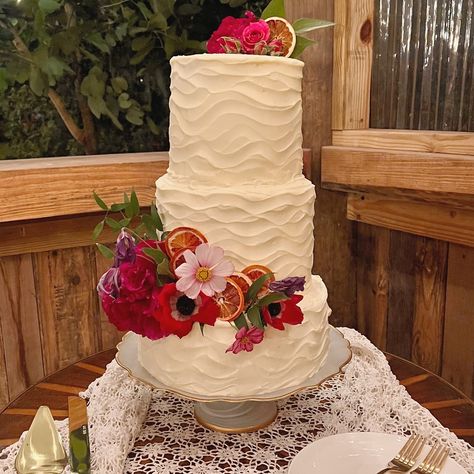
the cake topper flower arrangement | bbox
[93,191,306,354]
[207,0,334,58]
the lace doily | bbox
[1,328,473,473]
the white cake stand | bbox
[115,326,352,433]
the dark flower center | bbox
[268,303,281,318]
[176,295,196,317]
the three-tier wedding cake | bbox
[137,54,332,396]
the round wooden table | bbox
[0,350,473,450]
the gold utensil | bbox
[375,434,425,474]
[15,405,68,474]
[413,442,449,474]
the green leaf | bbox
[258,292,289,307]
[125,104,144,125]
[130,40,155,65]
[137,1,153,19]
[146,116,160,135]
[118,92,132,109]
[93,191,108,210]
[38,0,61,15]
[150,202,163,231]
[290,35,316,59]
[29,67,48,96]
[110,203,127,212]
[92,220,105,241]
[142,247,166,263]
[96,243,114,259]
[177,3,201,15]
[261,0,285,19]
[115,23,128,41]
[233,313,248,330]
[245,273,274,304]
[105,32,117,47]
[111,76,128,94]
[85,32,110,53]
[292,18,335,34]
[130,190,140,216]
[0,68,8,94]
[124,192,130,203]
[142,214,158,238]
[149,11,168,30]
[229,0,247,6]
[247,305,264,329]
[105,217,123,230]
[156,257,173,277]
[131,35,153,52]
[119,217,132,227]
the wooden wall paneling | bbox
[0,255,44,400]
[411,238,448,374]
[0,310,9,408]
[356,223,390,349]
[386,231,417,359]
[287,0,357,328]
[34,246,102,374]
[333,129,474,155]
[332,0,346,130]
[0,153,168,223]
[322,146,474,198]
[442,244,474,398]
[347,193,474,248]
[94,246,123,350]
[0,214,117,258]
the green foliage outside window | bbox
[0,0,269,159]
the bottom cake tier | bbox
[138,275,331,397]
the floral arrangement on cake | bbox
[206,0,334,58]
[93,192,306,354]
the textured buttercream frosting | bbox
[139,276,331,396]
[139,54,330,397]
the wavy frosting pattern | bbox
[156,174,315,281]
[138,276,331,396]
[168,54,304,185]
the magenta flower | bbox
[226,326,264,354]
[175,243,234,299]
[241,20,270,53]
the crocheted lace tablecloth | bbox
[1,328,473,473]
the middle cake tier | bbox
[156,174,316,281]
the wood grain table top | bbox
[0,350,473,450]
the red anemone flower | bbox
[154,283,220,338]
[262,294,304,330]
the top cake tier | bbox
[168,54,304,185]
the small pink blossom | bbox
[241,20,270,53]
[175,243,234,299]
[226,326,264,354]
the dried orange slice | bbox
[165,226,207,257]
[265,17,297,57]
[229,272,253,298]
[213,277,245,322]
[242,264,275,297]
[169,247,187,276]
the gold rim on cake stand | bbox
[115,326,352,433]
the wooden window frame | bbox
[321,0,474,248]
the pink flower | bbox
[207,15,254,53]
[175,243,234,299]
[226,326,264,354]
[241,20,270,53]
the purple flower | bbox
[269,276,306,296]
[114,229,136,267]
[226,326,264,354]
[97,267,121,299]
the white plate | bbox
[288,432,467,474]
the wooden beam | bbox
[347,194,474,248]
[0,152,169,223]
[333,129,474,156]
[332,0,374,129]
[322,146,474,198]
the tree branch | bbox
[48,88,86,144]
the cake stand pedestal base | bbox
[194,401,278,433]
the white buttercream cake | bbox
[138,54,331,397]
